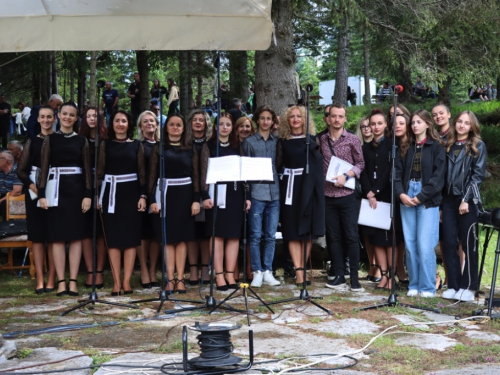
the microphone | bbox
[395,85,403,93]
[306,83,313,92]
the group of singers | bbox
[18,100,485,303]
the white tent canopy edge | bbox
[0,0,273,52]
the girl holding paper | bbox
[38,102,92,297]
[201,112,251,291]
[17,105,56,294]
[97,110,146,295]
[360,108,400,291]
[395,109,445,298]
[149,114,200,293]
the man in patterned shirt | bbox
[317,104,365,291]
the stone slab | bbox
[394,334,457,351]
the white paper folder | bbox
[206,155,273,184]
[358,198,391,230]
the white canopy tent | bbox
[0,0,273,52]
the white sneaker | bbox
[250,271,263,287]
[262,270,281,286]
[455,288,475,302]
[407,289,419,297]
[442,288,458,300]
[420,291,436,298]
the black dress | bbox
[17,135,49,242]
[38,133,91,242]
[200,141,245,239]
[277,137,325,241]
[97,139,146,249]
[149,143,199,244]
[360,137,400,246]
[193,138,209,239]
[141,139,157,240]
[82,137,104,238]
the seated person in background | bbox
[377,82,393,102]
[226,98,246,123]
[7,140,23,165]
[0,150,22,219]
[414,76,426,97]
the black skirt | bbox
[205,182,244,239]
[25,193,48,243]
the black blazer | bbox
[395,138,445,208]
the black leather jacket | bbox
[445,140,487,202]
[395,138,446,208]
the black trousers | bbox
[325,194,360,280]
[0,123,9,149]
[441,193,479,291]
[168,100,179,116]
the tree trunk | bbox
[229,51,249,102]
[51,51,58,95]
[69,68,75,103]
[40,52,50,103]
[136,50,150,112]
[32,53,41,105]
[363,26,371,105]
[187,51,194,112]
[196,52,203,109]
[397,62,412,102]
[77,66,86,111]
[437,51,451,106]
[333,12,350,106]
[89,51,97,107]
[179,51,189,117]
[255,0,297,116]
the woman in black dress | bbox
[97,110,146,295]
[137,110,160,288]
[201,113,251,291]
[38,102,92,297]
[149,114,200,293]
[79,107,108,289]
[17,105,57,294]
[186,110,212,285]
[277,105,324,286]
[360,108,400,290]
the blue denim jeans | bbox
[248,199,280,272]
[400,180,439,293]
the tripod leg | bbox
[247,287,274,314]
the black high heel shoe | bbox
[215,272,228,291]
[188,265,200,286]
[67,279,79,296]
[56,280,67,297]
[175,279,187,294]
[84,270,105,289]
[225,271,238,289]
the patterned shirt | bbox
[0,164,23,196]
[318,129,364,198]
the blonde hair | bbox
[354,116,372,144]
[279,105,315,139]
[137,110,160,141]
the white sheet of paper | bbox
[206,156,241,184]
[29,171,38,199]
[240,157,274,182]
[208,184,227,208]
[326,155,355,190]
[358,198,391,230]
[37,179,56,207]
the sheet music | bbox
[206,155,274,183]
[240,157,274,182]
[326,155,355,189]
[29,171,38,199]
[206,156,241,184]
[208,184,227,208]
[357,198,391,230]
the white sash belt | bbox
[282,168,303,205]
[99,173,137,214]
[155,177,192,210]
[39,167,82,207]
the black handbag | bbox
[0,219,28,238]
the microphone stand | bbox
[61,80,138,316]
[163,51,243,315]
[264,84,331,315]
[357,86,439,313]
[130,86,204,316]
